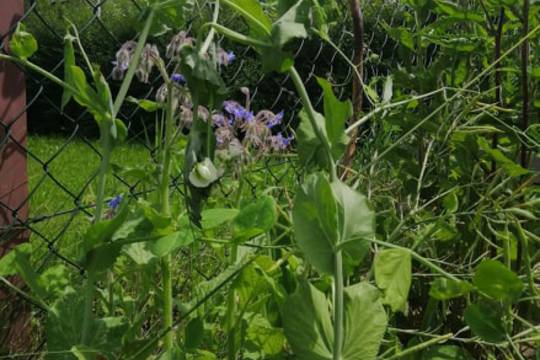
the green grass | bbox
[27,135,152,262]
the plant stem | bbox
[288,66,337,180]
[226,176,244,360]
[382,333,452,360]
[160,82,175,351]
[81,123,112,345]
[333,250,344,360]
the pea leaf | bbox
[464,302,506,343]
[235,195,277,242]
[297,79,351,170]
[429,278,472,300]
[342,283,388,359]
[473,260,523,303]
[224,0,272,39]
[271,0,309,47]
[292,173,373,275]
[201,208,239,229]
[127,96,161,112]
[10,23,38,60]
[282,281,387,360]
[148,230,194,257]
[374,248,411,313]
[282,281,334,359]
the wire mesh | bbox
[0,0,405,355]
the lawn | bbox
[27,135,152,263]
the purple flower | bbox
[108,195,123,210]
[223,101,246,119]
[270,133,293,151]
[227,51,236,63]
[112,41,136,81]
[171,73,186,85]
[266,110,284,129]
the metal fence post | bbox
[0,0,31,352]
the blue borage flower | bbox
[227,51,236,63]
[108,195,123,210]
[266,110,284,129]
[270,133,294,151]
[171,73,186,85]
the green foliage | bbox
[473,260,523,304]
[292,173,373,274]
[374,248,412,313]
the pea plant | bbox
[1,0,539,359]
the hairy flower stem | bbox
[333,251,344,360]
[226,176,244,359]
[81,121,113,344]
[159,82,175,351]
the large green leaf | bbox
[464,302,506,343]
[46,288,126,359]
[283,281,387,360]
[282,281,334,360]
[374,249,411,313]
[224,0,272,39]
[271,0,309,47]
[234,195,277,242]
[473,260,523,304]
[342,283,388,360]
[292,173,373,274]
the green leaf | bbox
[235,195,277,242]
[0,243,31,277]
[374,249,411,313]
[342,283,388,360]
[83,243,123,275]
[271,0,309,47]
[473,260,523,303]
[464,302,506,343]
[149,230,194,257]
[123,242,156,265]
[61,34,76,110]
[429,278,472,300]
[201,208,239,229]
[421,345,472,359]
[144,0,193,36]
[10,23,38,60]
[292,173,373,275]
[185,317,204,350]
[246,313,285,356]
[46,288,126,359]
[282,281,334,359]
[478,137,529,177]
[127,96,161,112]
[297,109,329,170]
[224,0,272,39]
[317,77,352,159]
[84,206,129,250]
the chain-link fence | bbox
[0,0,405,355]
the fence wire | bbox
[0,0,405,355]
